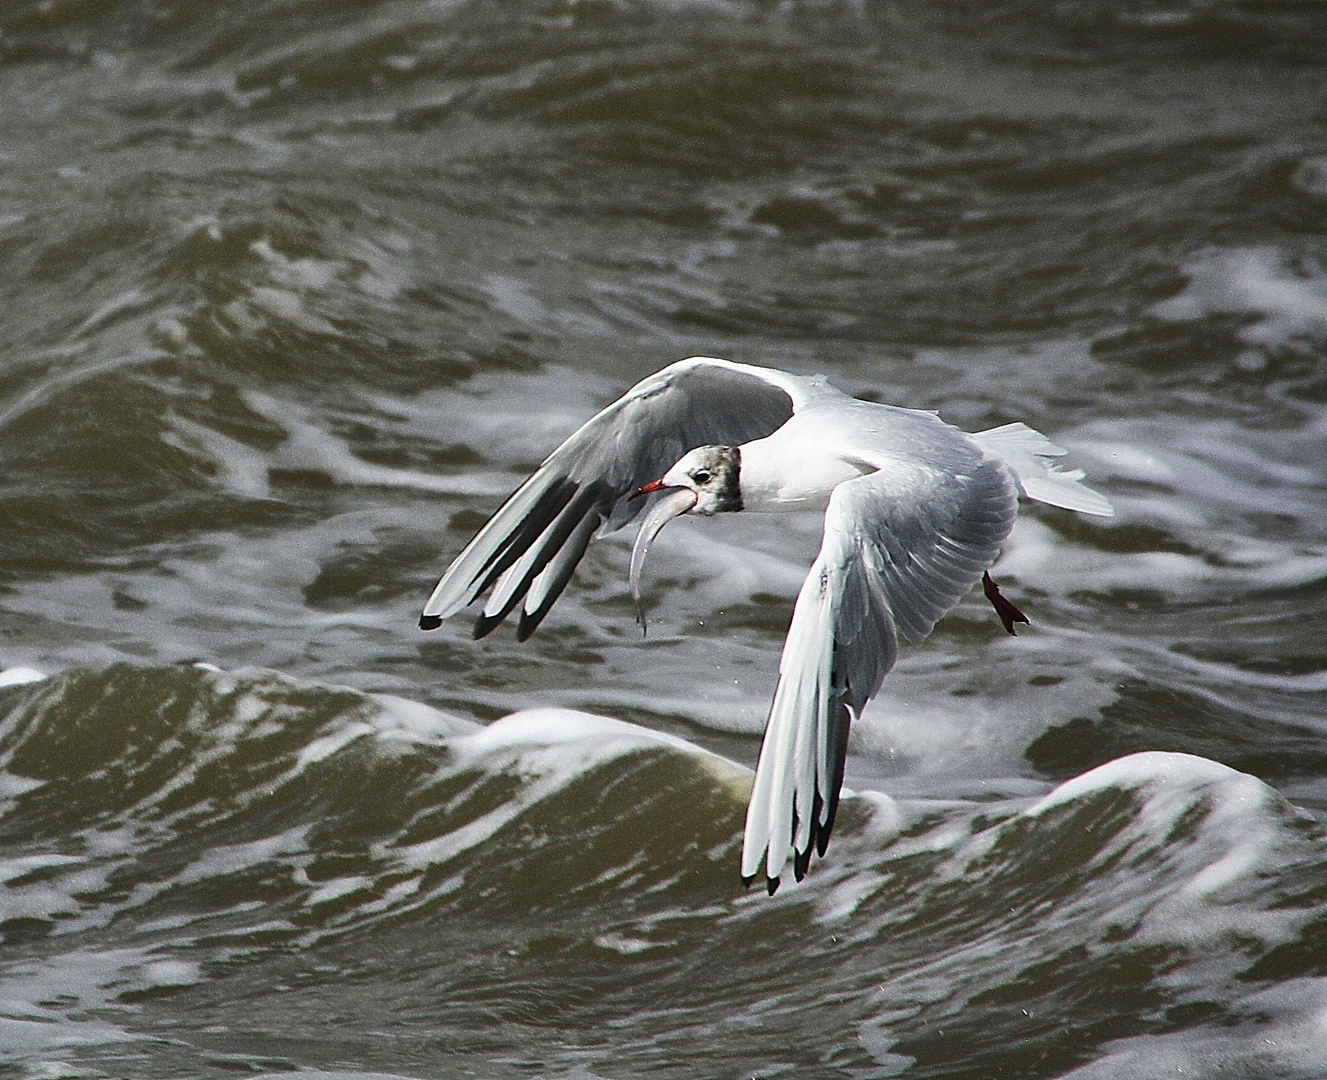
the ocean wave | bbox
[3,662,1327,1076]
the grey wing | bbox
[741,449,1019,892]
[420,357,808,641]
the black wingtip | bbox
[472,613,502,639]
[817,790,841,858]
[515,608,540,643]
[793,845,812,882]
[816,822,833,859]
[766,876,780,896]
[741,874,756,890]
[419,614,442,631]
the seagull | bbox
[420,357,1113,893]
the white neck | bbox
[739,435,875,512]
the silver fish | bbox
[629,487,697,634]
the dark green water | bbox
[2,2,1327,1078]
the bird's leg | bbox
[983,571,1029,636]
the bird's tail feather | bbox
[972,423,1114,517]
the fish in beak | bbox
[629,484,697,633]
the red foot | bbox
[983,571,1030,636]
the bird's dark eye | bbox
[692,470,712,485]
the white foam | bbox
[172,828,309,888]
[213,237,380,340]
[250,239,342,291]
[1001,510,1327,599]
[481,274,613,336]
[1058,977,1327,1079]
[593,931,661,955]
[1072,417,1326,510]
[72,289,153,339]
[305,874,373,907]
[822,747,1321,1066]
[1018,416,1327,616]
[361,366,631,465]
[1150,246,1327,353]
[0,667,45,689]
[0,1016,140,1059]
[492,682,771,736]
[1293,157,1327,198]
[240,391,512,496]
[294,721,378,770]
[292,695,477,770]
[0,947,202,1060]
[0,857,118,924]
[0,773,44,799]
[1016,752,1305,952]
[163,414,274,499]
[452,707,728,763]
[0,508,442,673]
[0,853,81,886]
[136,958,200,987]
[366,694,479,740]
[1024,751,1244,817]
[854,639,1123,779]
[248,287,339,336]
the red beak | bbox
[630,478,668,501]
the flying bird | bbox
[419,357,1114,893]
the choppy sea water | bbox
[2,2,1327,1078]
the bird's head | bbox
[628,444,742,632]
[635,445,742,516]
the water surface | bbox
[2,2,1327,1078]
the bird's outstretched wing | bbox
[420,357,811,640]
[740,448,1019,893]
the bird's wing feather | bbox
[421,357,813,638]
[741,449,1019,891]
